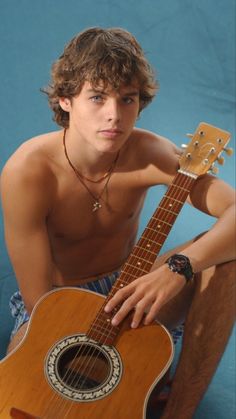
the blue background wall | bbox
[0,1,235,417]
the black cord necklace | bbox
[63,129,120,212]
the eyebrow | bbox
[86,88,139,96]
[86,89,108,95]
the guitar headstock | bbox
[179,122,232,178]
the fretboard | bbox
[87,171,196,345]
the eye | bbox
[90,95,104,103]
[122,96,135,104]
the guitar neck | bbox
[88,171,196,345]
[116,171,196,282]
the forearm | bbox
[180,204,236,273]
[5,231,55,314]
[12,262,53,314]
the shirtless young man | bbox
[1,27,235,419]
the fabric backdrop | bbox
[0,1,235,417]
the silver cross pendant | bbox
[92,201,102,212]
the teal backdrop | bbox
[0,1,235,418]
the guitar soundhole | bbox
[57,343,110,390]
[45,334,122,402]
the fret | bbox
[128,254,154,266]
[130,242,163,263]
[139,236,167,246]
[145,223,168,237]
[134,245,161,257]
[139,228,163,244]
[162,203,182,212]
[89,324,118,338]
[93,310,117,321]
[158,206,179,216]
[107,283,128,296]
[92,314,114,325]
[89,325,116,337]
[146,219,172,227]
[162,196,186,205]
[134,244,157,256]
[107,277,132,295]
[169,183,192,193]
[88,316,120,333]
[147,219,173,232]
[116,274,132,284]
[118,270,138,280]
[124,261,151,273]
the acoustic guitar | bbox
[0,123,231,418]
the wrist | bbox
[165,254,194,283]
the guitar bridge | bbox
[10,407,40,419]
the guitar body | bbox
[0,288,173,419]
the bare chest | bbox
[47,173,146,243]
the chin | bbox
[96,140,124,154]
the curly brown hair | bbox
[43,27,158,128]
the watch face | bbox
[167,254,193,282]
[169,255,187,271]
[174,256,187,270]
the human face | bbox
[61,81,140,154]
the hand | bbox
[104,264,186,328]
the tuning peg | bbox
[210,165,219,175]
[186,133,193,139]
[181,144,188,149]
[223,147,233,156]
[217,156,225,165]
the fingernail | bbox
[112,318,118,326]
[104,305,110,312]
[131,321,137,328]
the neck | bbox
[63,128,120,178]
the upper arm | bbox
[188,174,235,217]
[0,158,55,313]
[133,128,181,186]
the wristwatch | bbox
[165,254,194,283]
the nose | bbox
[105,99,121,123]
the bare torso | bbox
[47,152,147,284]
[1,128,180,291]
[45,130,163,285]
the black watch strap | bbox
[165,254,194,283]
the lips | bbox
[99,128,123,138]
[100,128,123,133]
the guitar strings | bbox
[61,174,195,417]
[44,172,194,418]
[58,173,194,417]
[50,175,193,419]
[44,172,194,417]
[44,172,195,417]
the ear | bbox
[59,98,71,112]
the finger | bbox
[104,285,133,313]
[110,294,140,326]
[130,300,149,329]
[143,298,162,325]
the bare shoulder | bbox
[1,131,61,210]
[2,130,61,172]
[126,127,181,185]
[1,130,61,182]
